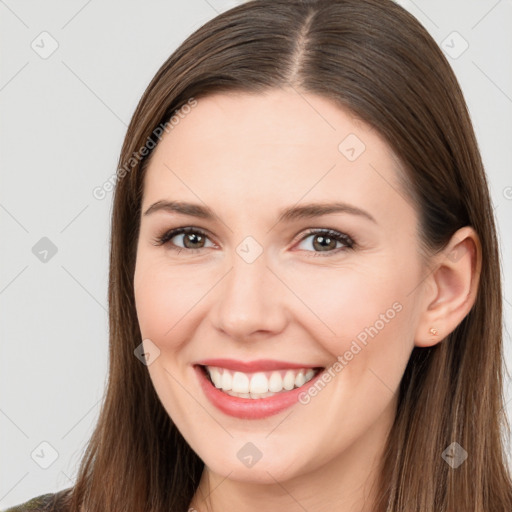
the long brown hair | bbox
[56,0,512,510]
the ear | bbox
[414,226,482,348]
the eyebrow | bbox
[143,200,377,224]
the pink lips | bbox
[195,358,319,372]
[194,358,324,420]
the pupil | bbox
[313,235,334,251]
[185,233,203,249]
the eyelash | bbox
[152,226,356,257]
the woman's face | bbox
[134,88,426,484]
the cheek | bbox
[287,259,409,335]
[285,259,418,389]
[133,258,207,428]
[134,257,208,344]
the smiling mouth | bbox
[198,365,323,399]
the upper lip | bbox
[195,358,323,372]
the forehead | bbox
[142,88,414,227]
[157,88,380,161]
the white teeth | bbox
[268,371,283,392]
[232,371,250,393]
[283,370,295,390]
[295,370,306,388]
[250,372,269,394]
[251,391,274,399]
[205,365,320,398]
[221,370,232,391]
[209,367,221,388]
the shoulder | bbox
[2,493,56,512]
[2,488,72,512]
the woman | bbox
[5,0,511,510]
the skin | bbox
[133,87,481,512]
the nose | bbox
[210,248,288,342]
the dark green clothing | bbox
[2,489,71,512]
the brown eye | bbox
[296,229,355,256]
[180,231,206,249]
[152,227,215,252]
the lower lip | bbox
[195,365,323,419]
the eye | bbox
[152,227,215,252]
[152,226,355,256]
[295,229,355,256]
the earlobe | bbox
[414,226,481,348]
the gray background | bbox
[0,0,511,508]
